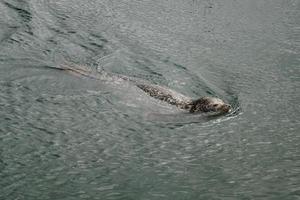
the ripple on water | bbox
[0,0,299,199]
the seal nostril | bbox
[227,105,232,112]
[221,104,231,112]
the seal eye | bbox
[213,104,218,107]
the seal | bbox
[136,84,231,113]
[54,64,231,114]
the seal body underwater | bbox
[54,64,231,114]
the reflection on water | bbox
[0,0,299,199]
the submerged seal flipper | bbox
[57,63,144,83]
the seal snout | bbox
[220,104,231,113]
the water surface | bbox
[0,0,299,199]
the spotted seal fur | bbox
[54,64,231,114]
[136,84,231,113]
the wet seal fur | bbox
[137,84,231,114]
[53,64,231,114]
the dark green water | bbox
[0,0,299,199]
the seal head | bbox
[189,97,231,113]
